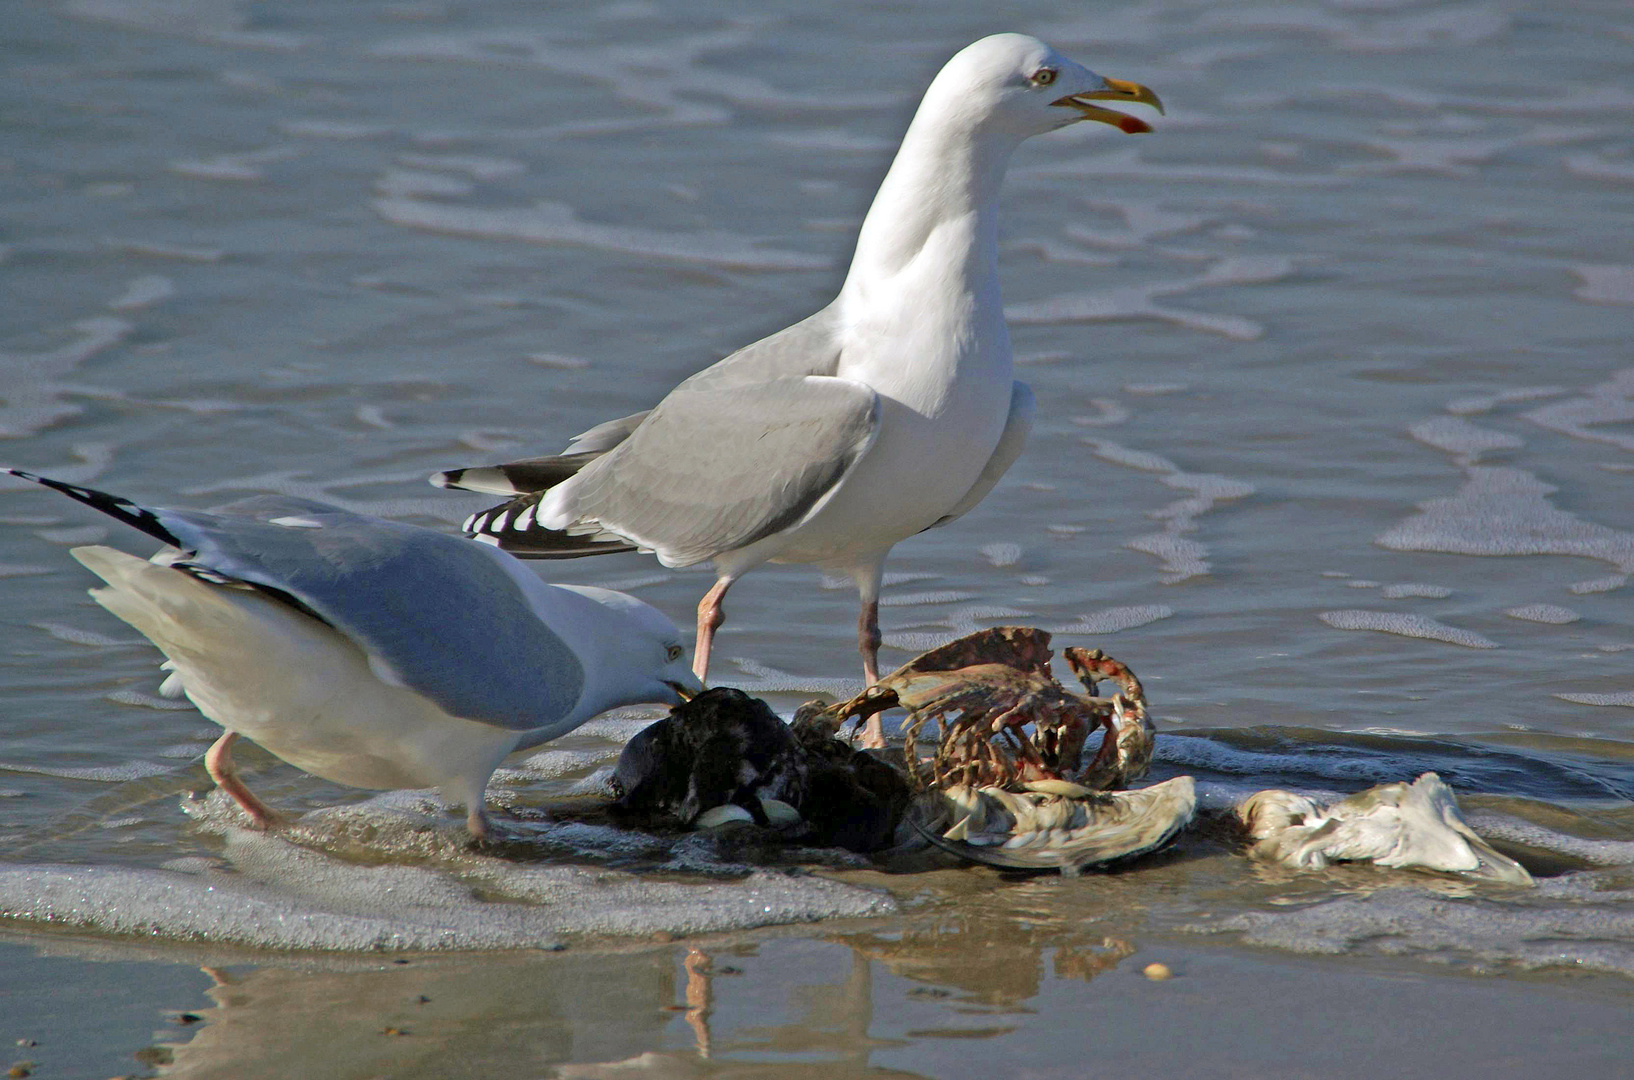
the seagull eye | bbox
[666,645,683,662]
[1032,68,1057,87]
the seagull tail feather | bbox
[462,493,637,560]
[429,451,604,497]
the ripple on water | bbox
[374,197,830,272]
[107,274,175,311]
[1503,604,1580,625]
[721,659,860,697]
[1407,416,1524,461]
[1319,610,1499,650]
[64,0,310,49]
[1007,255,1295,341]
[397,153,526,180]
[1572,265,1634,306]
[1381,583,1453,599]
[0,316,130,438]
[105,689,199,711]
[0,760,176,783]
[1524,368,1634,452]
[1570,575,1627,595]
[1190,881,1634,976]
[1079,438,1254,583]
[1444,386,1564,416]
[1557,691,1634,709]
[1377,466,1634,574]
[29,622,135,647]
[372,168,476,199]
[1567,152,1634,184]
[979,542,1022,567]
[1051,604,1174,636]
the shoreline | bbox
[8,920,1633,1080]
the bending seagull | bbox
[433,34,1162,744]
[5,468,699,838]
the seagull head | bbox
[557,585,702,707]
[928,33,1163,140]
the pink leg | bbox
[204,731,282,829]
[693,577,734,684]
[466,804,491,840]
[859,598,882,687]
[856,566,886,749]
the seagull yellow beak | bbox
[667,680,697,702]
[1053,77,1165,134]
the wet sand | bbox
[7,904,1634,1080]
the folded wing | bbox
[5,471,587,732]
[452,307,881,566]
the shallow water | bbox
[4,0,1634,1073]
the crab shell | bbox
[914,776,1197,875]
[797,627,1155,793]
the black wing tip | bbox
[4,467,123,507]
[4,468,186,549]
[432,453,601,497]
[475,538,637,560]
[462,496,635,560]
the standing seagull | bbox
[433,34,1161,744]
[5,469,699,837]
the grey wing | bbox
[562,410,651,454]
[559,374,879,566]
[926,381,1035,530]
[672,304,843,391]
[430,306,840,496]
[156,499,586,731]
[430,414,651,497]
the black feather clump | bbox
[611,689,804,826]
[610,687,908,853]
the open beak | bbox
[1053,77,1165,134]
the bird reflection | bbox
[837,914,1133,1007]
[683,948,713,1058]
[147,952,676,1078]
[147,942,930,1080]
[557,944,921,1080]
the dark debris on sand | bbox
[609,687,909,853]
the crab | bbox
[795,626,1155,792]
[795,626,1194,874]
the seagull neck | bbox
[843,117,1019,294]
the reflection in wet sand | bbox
[156,952,675,1078]
[837,901,1134,1008]
[558,942,924,1080]
[151,939,936,1079]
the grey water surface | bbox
[4,0,1634,1076]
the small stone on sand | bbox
[1143,962,1173,981]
